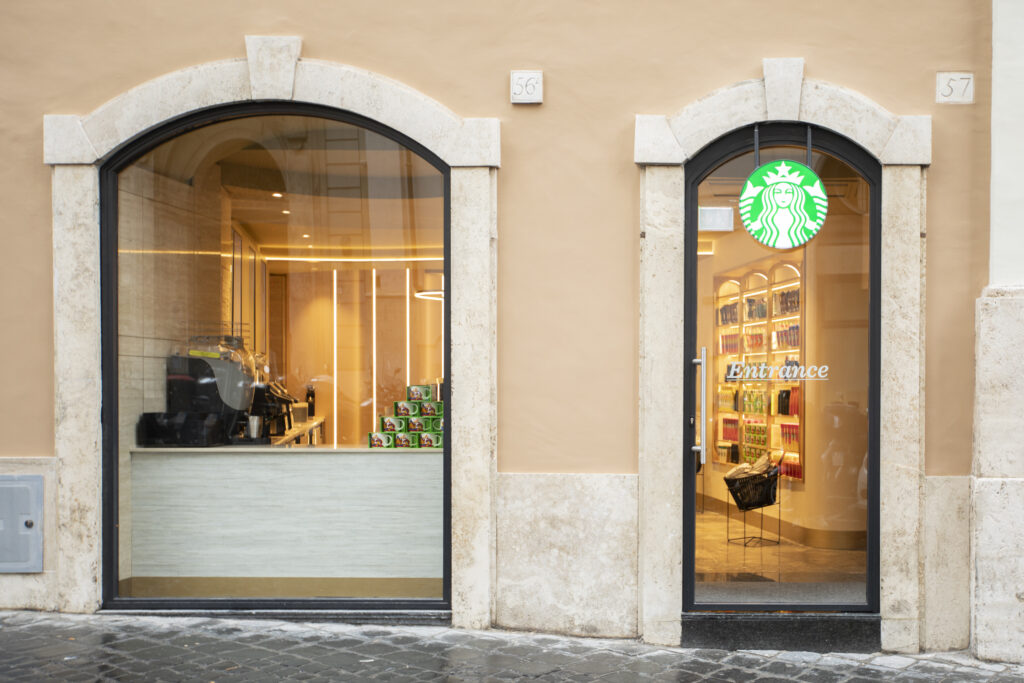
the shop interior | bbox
[114,115,445,599]
[693,146,871,605]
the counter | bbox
[124,447,443,598]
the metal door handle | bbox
[692,346,706,465]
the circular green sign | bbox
[739,160,828,249]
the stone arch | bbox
[634,58,929,166]
[44,36,499,168]
[635,59,929,651]
[43,36,499,628]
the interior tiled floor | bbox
[694,507,868,605]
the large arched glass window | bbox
[104,106,449,606]
[684,124,880,612]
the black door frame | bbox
[99,102,452,613]
[681,122,881,613]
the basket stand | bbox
[726,476,782,546]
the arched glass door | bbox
[683,124,880,611]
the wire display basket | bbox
[724,465,780,511]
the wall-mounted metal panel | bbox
[0,475,43,572]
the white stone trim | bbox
[972,3,1024,663]
[52,165,103,612]
[245,36,302,100]
[881,116,932,166]
[42,37,499,625]
[634,116,684,165]
[450,167,498,629]
[44,37,500,168]
[989,0,1024,286]
[762,58,804,121]
[879,165,925,652]
[637,166,686,646]
[636,61,930,651]
[495,473,639,637]
[667,79,767,162]
[43,116,98,165]
[635,58,931,166]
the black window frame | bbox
[99,102,453,614]
[682,122,882,614]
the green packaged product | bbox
[406,385,433,401]
[407,416,433,432]
[380,416,407,433]
[368,432,395,448]
[394,401,420,417]
[394,432,420,448]
[419,432,443,448]
[419,401,444,417]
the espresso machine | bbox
[248,352,297,439]
[137,335,294,446]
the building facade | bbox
[0,0,1020,663]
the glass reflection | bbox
[115,115,445,600]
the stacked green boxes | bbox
[368,384,444,448]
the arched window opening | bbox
[105,108,450,605]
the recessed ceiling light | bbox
[272,192,283,198]
[282,210,291,215]
[302,234,310,238]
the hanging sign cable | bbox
[740,125,827,249]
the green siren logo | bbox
[739,160,828,249]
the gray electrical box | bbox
[0,475,43,573]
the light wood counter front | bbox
[125,448,443,598]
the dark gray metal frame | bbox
[99,102,452,614]
[682,122,882,615]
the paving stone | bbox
[2,611,1024,682]
[723,652,768,668]
[795,667,847,683]
[651,671,706,683]
[870,653,917,669]
[760,659,809,676]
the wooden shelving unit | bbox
[711,258,805,480]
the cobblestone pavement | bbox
[1,612,1022,682]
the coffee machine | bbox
[138,335,281,446]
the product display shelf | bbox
[711,260,805,481]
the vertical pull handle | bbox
[692,346,707,464]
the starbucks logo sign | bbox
[739,160,828,249]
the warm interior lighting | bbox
[405,268,411,387]
[119,249,224,256]
[272,192,284,198]
[282,210,291,215]
[440,274,445,381]
[773,314,801,323]
[302,233,310,238]
[372,267,378,420]
[332,269,338,449]
[414,290,444,301]
[264,256,444,263]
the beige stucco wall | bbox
[0,0,989,475]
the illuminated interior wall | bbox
[117,115,445,453]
